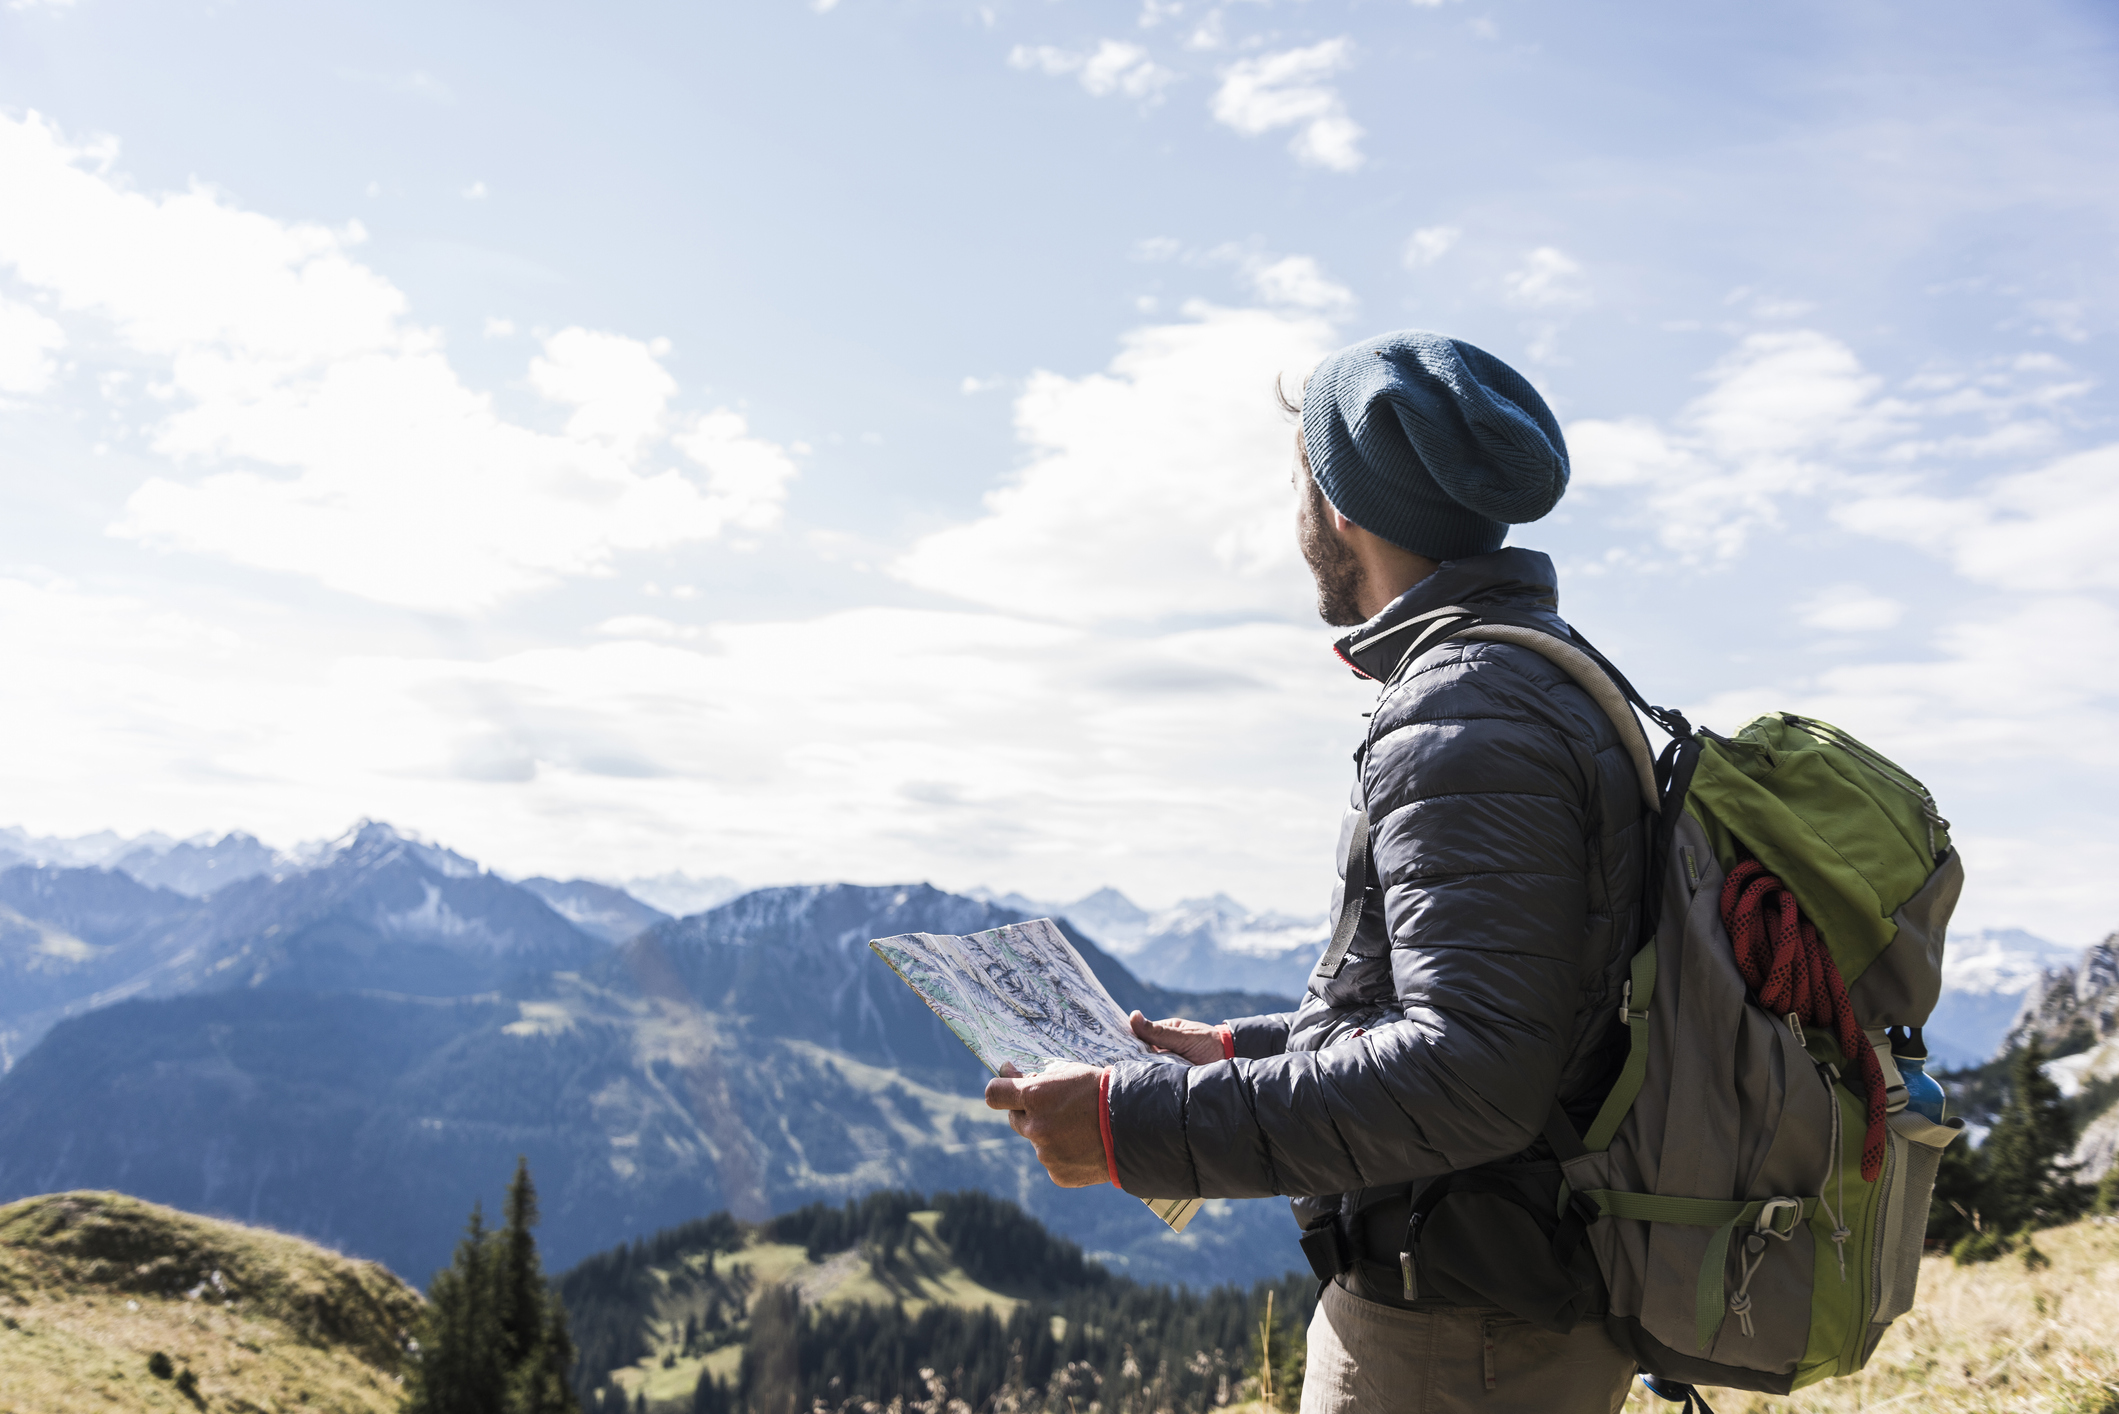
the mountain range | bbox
[12,822,2079,1063]
[0,822,740,948]
[0,822,1297,1292]
[0,817,2108,1299]
[969,885,1325,998]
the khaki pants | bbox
[1299,1280,1637,1414]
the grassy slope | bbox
[1623,1217,2119,1414]
[0,1190,422,1414]
[611,1211,1025,1408]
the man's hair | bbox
[1276,375,1312,479]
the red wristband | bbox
[1098,1067,1121,1188]
[1215,1025,1236,1061]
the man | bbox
[985,330,1646,1413]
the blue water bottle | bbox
[1890,1026,1947,1123]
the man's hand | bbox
[1129,1011,1226,1066]
[984,1062,1109,1188]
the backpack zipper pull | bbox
[1400,1212,1423,1300]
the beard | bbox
[1299,472,1369,627]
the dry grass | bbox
[1624,1217,2119,1414]
[0,1190,424,1414]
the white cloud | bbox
[0,576,1369,915]
[1836,443,2119,595]
[483,316,515,338]
[1009,40,1177,101]
[596,615,700,641]
[400,71,452,102]
[1502,246,1589,309]
[1402,226,1459,269]
[461,180,488,200]
[0,111,795,613]
[1560,334,2119,945]
[1695,596,2119,778]
[893,300,1339,623]
[1567,330,1905,560]
[1241,254,1354,315]
[1678,588,2119,943]
[1796,584,1905,633]
[529,328,676,458]
[671,410,802,533]
[0,294,65,394]
[1210,40,1364,172]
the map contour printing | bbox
[869,917,1204,1234]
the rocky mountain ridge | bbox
[0,819,738,927]
[1991,933,2119,1182]
[972,885,1325,998]
[0,827,1300,1292]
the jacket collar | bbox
[1330,547,1562,681]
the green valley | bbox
[555,1190,1316,1414]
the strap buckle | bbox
[1619,980,1649,1025]
[1755,1197,1801,1238]
[1297,1219,1351,1282]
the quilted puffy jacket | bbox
[1103,547,1648,1213]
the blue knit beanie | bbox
[1301,331,1569,559]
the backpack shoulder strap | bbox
[1383,609,1683,815]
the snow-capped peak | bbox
[1940,927,2077,995]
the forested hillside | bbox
[555,1189,1315,1413]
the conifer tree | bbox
[408,1204,508,1414]
[409,1160,581,1414]
[501,1158,552,1365]
[1982,1037,2082,1231]
[1927,1128,1987,1245]
[509,1295,582,1414]
[741,1283,801,1414]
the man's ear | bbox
[1330,503,1355,535]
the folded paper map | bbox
[869,917,1203,1234]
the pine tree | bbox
[1927,1131,1987,1245]
[501,1156,547,1368]
[409,1161,581,1414]
[741,1283,802,1414]
[1982,1037,2083,1232]
[509,1294,582,1414]
[408,1204,508,1414]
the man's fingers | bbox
[984,1075,1025,1111]
[1130,1011,1179,1047]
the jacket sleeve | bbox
[1105,646,1606,1200]
[1223,1013,1294,1059]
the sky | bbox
[0,0,2115,944]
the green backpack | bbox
[1396,609,1964,1397]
